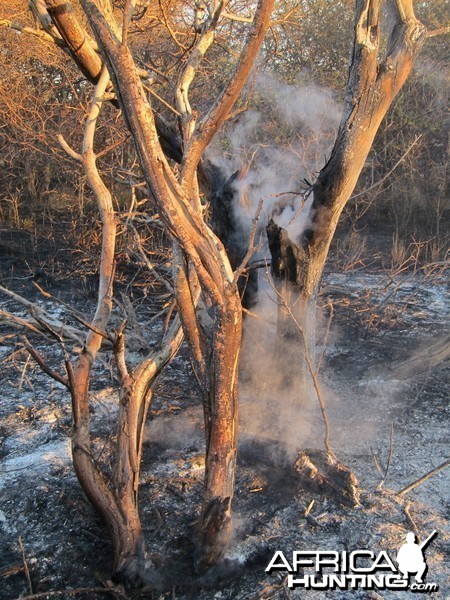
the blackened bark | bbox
[209,167,259,308]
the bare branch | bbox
[396,459,450,496]
[22,339,69,388]
[427,25,450,37]
[0,308,52,341]
[182,0,276,181]
[57,134,82,162]
[233,198,264,285]
[0,18,66,47]
[45,0,103,81]
[0,285,84,344]
[350,135,422,201]
[222,10,253,23]
[130,226,174,294]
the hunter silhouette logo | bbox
[397,530,437,584]
[266,530,440,592]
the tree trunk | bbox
[195,290,242,571]
[266,219,317,389]
[209,165,259,309]
[267,0,426,372]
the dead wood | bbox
[294,450,360,507]
[396,459,450,496]
[18,536,33,595]
[0,563,24,579]
[0,285,85,344]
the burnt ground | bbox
[0,229,449,600]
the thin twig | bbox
[396,459,450,496]
[267,274,335,460]
[22,338,69,388]
[18,352,32,392]
[233,198,264,285]
[130,225,174,294]
[0,19,66,47]
[384,423,395,481]
[371,447,384,477]
[32,281,113,342]
[18,536,33,595]
[0,347,27,366]
[404,501,419,535]
[375,422,395,490]
[350,135,423,201]
[0,308,52,341]
[315,301,334,375]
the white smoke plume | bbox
[209,72,340,243]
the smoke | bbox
[145,76,342,465]
[257,73,341,136]
[209,72,340,244]
[209,73,342,459]
[238,282,334,461]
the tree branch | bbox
[181,0,275,182]
[0,18,66,47]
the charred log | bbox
[294,450,360,507]
[266,219,310,287]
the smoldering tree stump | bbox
[294,450,360,507]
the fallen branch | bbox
[396,459,450,496]
[32,281,113,342]
[0,285,84,344]
[0,308,52,341]
[18,536,33,595]
[0,563,24,579]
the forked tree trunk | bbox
[58,64,185,587]
[80,0,272,573]
[70,327,183,586]
[268,0,426,366]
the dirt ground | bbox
[0,231,448,600]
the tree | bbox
[0,0,428,590]
[267,0,427,355]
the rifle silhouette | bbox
[419,530,437,551]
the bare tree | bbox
[0,0,429,590]
[3,0,275,581]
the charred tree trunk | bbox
[267,0,426,374]
[209,165,259,309]
[266,219,316,389]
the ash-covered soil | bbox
[0,251,448,599]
